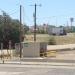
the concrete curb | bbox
[21,58,75,63]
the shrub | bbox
[48,36,56,45]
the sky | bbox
[0,0,75,26]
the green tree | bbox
[0,12,26,49]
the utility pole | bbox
[34,4,37,42]
[20,5,22,58]
[31,3,41,42]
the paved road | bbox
[0,64,75,75]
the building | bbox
[29,24,48,33]
[47,27,67,35]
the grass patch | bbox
[25,33,75,45]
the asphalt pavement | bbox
[0,64,75,75]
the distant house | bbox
[29,25,39,33]
[47,27,67,35]
[29,24,48,33]
[29,26,34,32]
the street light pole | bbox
[70,18,74,32]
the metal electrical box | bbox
[22,42,47,57]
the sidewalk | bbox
[0,59,75,66]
